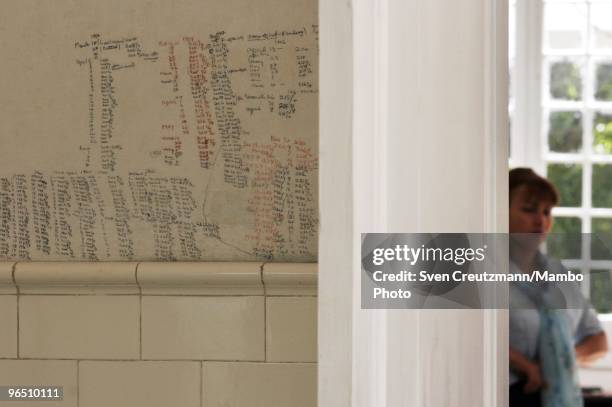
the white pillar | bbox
[320,0,509,406]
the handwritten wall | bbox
[0,0,318,261]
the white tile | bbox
[0,360,77,407]
[266,297,317,362]
[20,296,139,359]
[142,296,264,360]
[79,361,199,407]
[0,296,17,357]
[203,362,316,407]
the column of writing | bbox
[210,31,248,188]
[31,172,51,255]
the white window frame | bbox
[511,0,612,303]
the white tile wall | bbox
[0,295,17,358]
[266,297,317,362]
[79,361,200,407]
[19,296,139,359]
[0,262,318,407]
[141,296,265,360]
[202,362,317,407]
[0,360,77,407]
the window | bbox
[510,0,612,314]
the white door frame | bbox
[319,0,509,406]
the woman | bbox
[509,168,608,407]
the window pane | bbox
[592,218,612,260]
[547,163,582,207]
[544,3,587,50]
[595,63,612,101]
[590,269,612,314]
[548,111,582,153]
[592,164,612,207]
[593,112,612,154]
[548,217,582,259]
[591,3,612,50]
[550,61,582,101]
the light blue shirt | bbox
[509,256,603,385]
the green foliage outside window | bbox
[595,64,612,101]
[547,163,582,207]
[548,111,582,153]
[593,113,612,154]
[592,164,612,207]
[550,61,582,100]
[592,218,612,260]
[548,217,581,259]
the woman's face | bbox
[509,185,554,242]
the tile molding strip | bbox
[0,262,17,294]
[1,262,317,296]
[263,263,318,295]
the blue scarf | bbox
[538,307,582,407]
[514,263,582,407]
